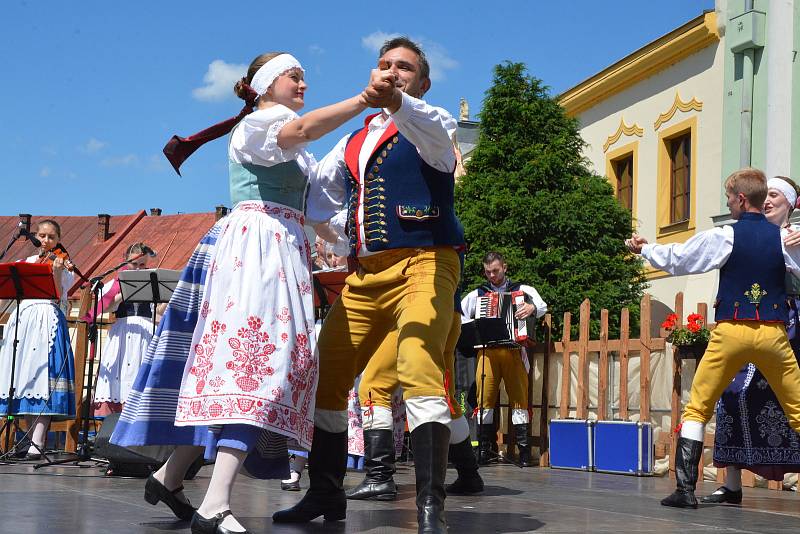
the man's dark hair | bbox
[482,251,505,265]
[379,36,430,80]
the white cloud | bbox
[80,137,107,154]
[308,44,325,55]
[422,42,459,82]
[361,31,399,54]
[146,153,168,172]
[360,32,458,82]
[101,154,139,167]
[39,166,51,177]
[192,59,247,102]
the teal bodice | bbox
[229,160,308,210]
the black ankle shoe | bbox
[660,489,698,509]
[190,510,249,534]
[700,486,743,504]
[144,474,196,520]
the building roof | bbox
[559,11,719,116]
[0,210,219,298]
[456,120,480,158]
[87,212,217,289]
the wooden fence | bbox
[504,293,665,465]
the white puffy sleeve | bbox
[229,105,302,166]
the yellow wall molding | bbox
[559,12,718,117]
[653,93,703,130]
[603,118,644,153]
[644,265,670,281]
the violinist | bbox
[93,243,157,416]
[0,219,77,459]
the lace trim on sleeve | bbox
[262,114,302,163]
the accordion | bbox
[474,291,535,347]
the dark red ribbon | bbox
[163,84,259,176]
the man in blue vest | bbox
[461,251,547,466]
[626,167,800,509]
[274,37,464,533]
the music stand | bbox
[0,262,58,460]
[118,269,180,334]
[463,317,525,468]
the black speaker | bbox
[95,413,173,477]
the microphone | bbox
[26,232,42,248]
[141,245,157,257]
[17,224,42,248]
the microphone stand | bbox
[0,231,23,262]
[35,254,146,469]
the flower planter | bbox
[675,343,708,360]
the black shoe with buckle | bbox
[144,474,196,521]
[700,486,743,504]
[190,510,250,534]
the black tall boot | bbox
[661,436,703,509]
[346,429,397,500]
[477,423,495,465]
[272,427,347,523]
[412,422,450,534]
[445,437,484,495]
[514,423,533,467]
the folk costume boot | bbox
[445,437,484,495]
[412,422,450,534]
[272,427,347,523]
[346,429,397,500]
[661,437,703,509]
[477,424,496,465]
[514,423,533,467]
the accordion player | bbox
[473,290,536,347]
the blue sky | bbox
[1,0,714,216]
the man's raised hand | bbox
[363,59,400,109]
[625,233,648,254]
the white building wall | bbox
[575,42,725,315]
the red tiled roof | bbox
[0,211,217,298]
[87,212,217,289]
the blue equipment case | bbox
[593,420,654,476]
[548,419,594,471]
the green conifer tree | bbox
[455,62,647,337]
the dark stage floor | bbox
[1,455,799,533]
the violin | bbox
[39,243,76,272]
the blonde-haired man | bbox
[626,168,800,508]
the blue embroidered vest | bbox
[715,212,788,323]
[343,117,465,255]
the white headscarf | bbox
[768,177,798,209]
[250,54,304,97]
